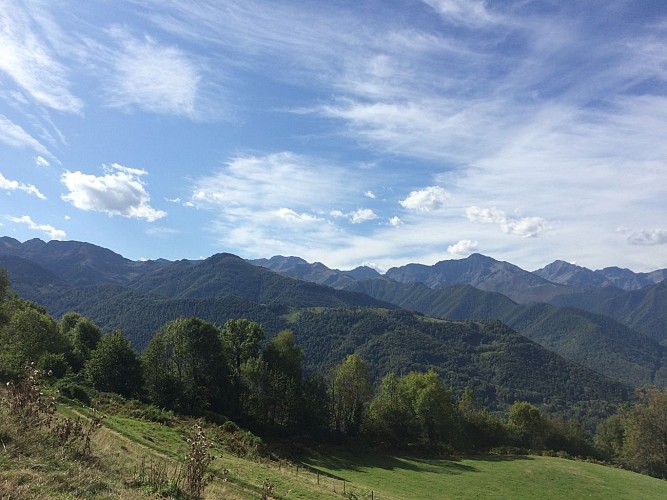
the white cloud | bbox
[0,2,82,113]
[0,172,46,200]
[422,0,497,27]
[504,217,547,238]
[192,152,357,214]
[7,215,65,240]
[275,208,323,223]
[0,115,52,157]
[466,206,548,238]
[61,164,166,221]
[400,186,448,212]
[389,216,403,227]
[350,208,377,224]
[104,28,202,118]
[448,239,479,256]
[626,229,667,246]
[364,190,376,199]
[328,208,377,224]
[35,156,49,167]
[105,162,148,176]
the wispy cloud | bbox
[0,1,82,113]
[61,163,166,221]
[0,172,46,200]
[0,115,52,157]
[191,152,355,214]
[422,0,498,27]
[275,208,323,224]
[7,215,65,240]
[34,155,50,167]
[623,228,667,246]
[101,27,203,118]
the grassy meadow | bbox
[3,394,667,499]
[303,450,667,500]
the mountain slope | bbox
[344,279,667,388]
[250,255,384,288]
[534,260,615,288]
[0,236,169,285]
[288,308,629,423]
[129,252,395,309]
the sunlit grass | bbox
[304,450,667,499]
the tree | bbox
[330,354,372,437]
[595,412,627,461]
[0,267,8,300]
[0,305,69,374]
[457,387,506,451]
[363,372,416,446]
[405,370,455,445]
[222,319,264,374]
[141,332,178,409]
[262,330,304,430]
[147,317,229,414]
[84,330,142,397]
[508,401,545,449]
[222,319,264,415]
[622,387,667,478]
[59,312,101,372]
[300,373,331,438]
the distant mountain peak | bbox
[535,260,614,288]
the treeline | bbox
[2,269,667,479]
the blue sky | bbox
[1,0,666,272]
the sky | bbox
[1,0,667,273]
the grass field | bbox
[4,394,667,499]
[304,450,667,500]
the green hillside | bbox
[345,279,667,388]
[3,392,664,500]
[305,451,667,500]
[287,308,628,422]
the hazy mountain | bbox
[583,281,667,343]
[596,266,667,291]
[384,253,581,304]
[250,255,384,288]
[0,236,169,285]
[129,252,394,309]
[534,260,615,288]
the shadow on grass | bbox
[305,451,534,477]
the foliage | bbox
[222,318,264,416]
[84,330,143,397]
[59,312,101,372]
[143,317,229,415]
[331,354,372,437]
[621,387,667,478]
[0,302,69,375]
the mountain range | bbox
[2,236,666,423]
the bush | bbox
[55,378,92,406]
[131,404,174,426]
[37,352,71,379]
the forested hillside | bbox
[344,279,667,388]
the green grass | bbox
[7,393,667,499]
[304,451,667,499]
